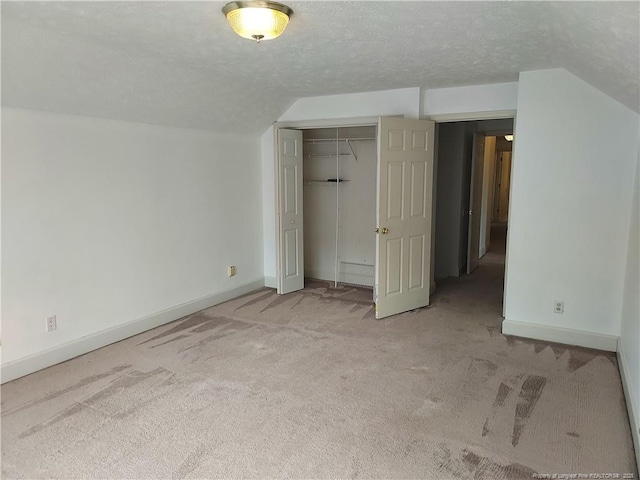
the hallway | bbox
[431,223,508,328]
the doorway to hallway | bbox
[433,118,514,312]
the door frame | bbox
[467,133,486,274]
[426,109,517,318]
[273,116,380,294]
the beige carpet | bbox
[2,247,637,478]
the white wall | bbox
[2,107,263,374]
[263,88,422,282]
[279,87,420,123]
[424,82,518,119]
[619,150,640,465]
[503,69,639,349]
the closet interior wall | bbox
[302,126,377,287]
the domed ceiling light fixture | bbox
[222,1,293,43]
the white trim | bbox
[503,112,518,319]
[501,319,618,351]
[617,338,640,469]
[1,279,265,384]
[264,276,277,288]
[427,110,517,123]
[274,116,382,130]
[274,126,283,293]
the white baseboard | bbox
[1,278,265,384]
[264,276,277,288]
[617,338,640,470]
[501,319,618,351]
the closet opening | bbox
[302,126,377,290]
[275,116,436,319]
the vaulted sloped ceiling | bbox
[2,1,638,133]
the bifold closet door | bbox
[277,128,304,294]
[375,117,435,319]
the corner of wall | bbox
[618,338,640,469]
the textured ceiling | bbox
[2,1,638,133]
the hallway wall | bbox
[434,123,471,279]
[503,69,639,349]
[2,107,264,380]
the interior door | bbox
[467,133,486,274]
[277,128,304,294]
[375,117,435,319]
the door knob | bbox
[375,227,389,234]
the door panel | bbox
[388,130,405,150]
[375,117,435,319]
[410,161,427,217]
[411,130,428,151]
[284,229,299,278]
[283,165,298,214]
[385,238,403,295]
[277,128,304,294]
[467,134,485,274]
[408,235,425,290]
[387,162,404,219]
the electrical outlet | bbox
[46,315,57,332]
[554,300,564,314]
[228,265,236,277]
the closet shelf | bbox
[305,138,372,162]
[304,179,350,186]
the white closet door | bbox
[277,128,304,294]
[375,117,435,319]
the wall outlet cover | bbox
[46,315,57,332]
